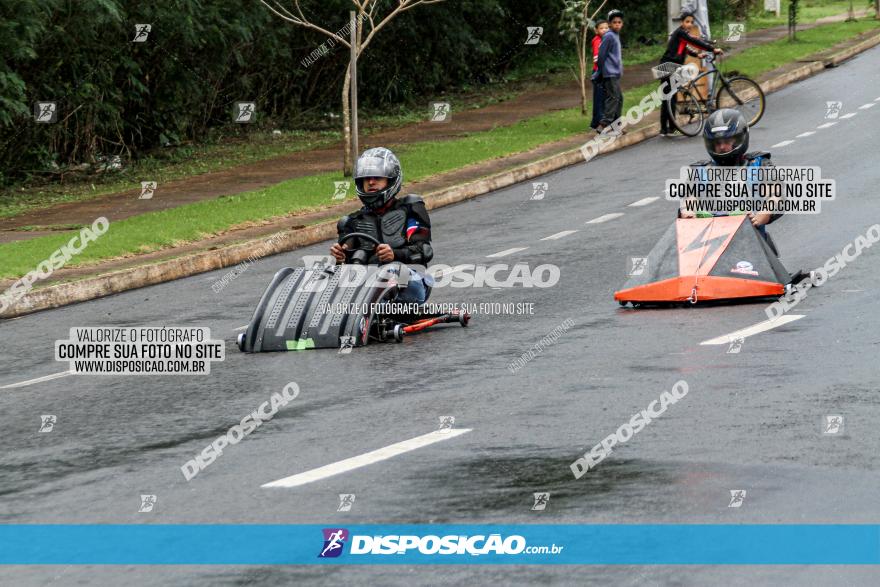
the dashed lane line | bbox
[586,213,625,224]
[699,315,805,346]
[486,247,528,258]
[262,428,473,489]
[540,230,579,241]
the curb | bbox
[3,29,879,319]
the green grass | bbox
[746,0,873,30]
[1,17,878,280]
[721,17,880,75]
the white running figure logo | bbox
[321,529,346,557]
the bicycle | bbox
[657,52,766,137]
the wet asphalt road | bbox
[2,44,879,586]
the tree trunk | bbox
[875,0,879,19]
[341,68,352,176]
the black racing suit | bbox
[337,195,434,302]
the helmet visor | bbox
[704,133,746,157]
[354,156,392,180]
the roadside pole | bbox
[350,11,359,162]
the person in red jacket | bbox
[589,19,609,131]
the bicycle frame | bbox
[685,55,727,110]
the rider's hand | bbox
[330,243,349,263]
[748,212,770,226]
[679,209,696,219]
[375,243,394,263]
[714,48,724,55]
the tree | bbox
[559,0,607,115]
[261,0,444,175]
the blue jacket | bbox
[597,31,622,78]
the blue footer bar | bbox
[2,525,879,565]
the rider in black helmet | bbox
[680,109,783,251]
[330,147,434,302]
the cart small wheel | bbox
[618,300,627,307]
[459,312,470,327]
[809,270,819,286]
[237,332,246,351]
[784,283,793,296]
[393,324,405,342]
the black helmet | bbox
[354,147,402,209]
[703,109,749,166]
[607,9,624,21]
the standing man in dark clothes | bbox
[596,9,624,134]
[659,11,723,136]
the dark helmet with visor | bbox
[703,108,749,166]
[354,147,402,210]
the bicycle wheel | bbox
[715,76,765,126]
[667,87,705,137]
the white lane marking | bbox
[486,247,528,258]
[858,103,875,110]
[839,113,857,119]
[699,315,805,346]
[0,371,72,390]
[586,213,624,224]
[771,140,795,148]
[262,428,472,488]
[796,131,815,138]
[875,96,880,102]
[540,230,578,241]
[628,197,659,207]
[816,122,837,129]
[233,325,248,331]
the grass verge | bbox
[1,17,877,280]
